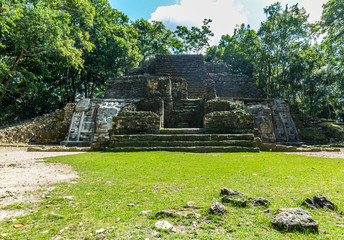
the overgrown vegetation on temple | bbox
[0,0,343,122]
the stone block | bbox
[112,111,161,134]
[204,110,254,133]
[204,99,245,115]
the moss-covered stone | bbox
[204,99,245,115]
[112,111,161,134]
[204,110,254,133]
[292,109,344,143]
[0,103,75,144]
[255,138,298,152]
[319,122,344,142]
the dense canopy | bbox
[0,0,343,122]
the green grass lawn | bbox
[1,152,343,239]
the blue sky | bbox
[109,0,327,44]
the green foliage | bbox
[132,19,173,62]
[319,0,344,121]
[1,0,344,123]
[319,122,344,142]
[173,19,214,54]
[214,24,261,77]
[0,0,142,121]
[206,1,344,121]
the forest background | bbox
[0,0,343,122]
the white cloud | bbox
[149,0,248,44]
[149,0,326,46]
[299,0,327,23]
[265,0,326,23]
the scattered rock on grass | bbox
[184,201,199,209]
[155,220,173,230]
[185,212,201,219]
[156,210,179,218]
[156,210,201,219]
[249,197,270,207]
[222,196,248,207]
[62,196,73,200]
[271,208,318,233]
[210,202,227,215]
[95,228,105,234]
[302,194,337,210]
[140,210,153,215]
[220,188,246,196]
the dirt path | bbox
[0,147,82,221]
[285,151,344,158]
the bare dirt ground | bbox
[0,147,81,221]
[285,151,344,158]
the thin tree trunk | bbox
[0,48,25,101]
[70,69,80,102]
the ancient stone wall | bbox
[203,110,254,134]
[105,55,262,100]
[204,99,245,115]
[105,76,148,99]
[168,99,203,128]
[155,55,206,98]
[205,62,230,74]
[239,99,299,144]
[246,104,275,143]
[63,55,300,147]
[210,74,262,98]
[0,103,75,144]
[112,111,161,134]
[63,99,139,146]
[105,75,183,101]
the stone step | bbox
[110,134,255,141]
[175,122,192,128]
[61,141,92,147]
[173,110,197,116]
[159,128,203,134]
[173,104,199,108]
[103,146,260,153]
[173,101,200,109]
[109,140,256,148]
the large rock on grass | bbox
[155,220,173,230]
[302,194,337,210]
[222,196,248,207]
[210,202,227,215]
[220,188,246,196]
[249,197,270,207]
[271,208,318,233]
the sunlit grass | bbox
[0,152,343,239]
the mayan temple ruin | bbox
[62,55,300,152]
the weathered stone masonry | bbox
[63,54,300,149]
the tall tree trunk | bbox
[0,48,25,101]
[70,69,80,102]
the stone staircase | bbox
[101,128,259,152]
[172,100,202,128]
[155,55,206,98]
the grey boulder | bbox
[249,197,270,207]
[210,202,227,215]
[220,188,246,196]
[271,208,318,233]
[302,194,337,210]
[222,196,248,207]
